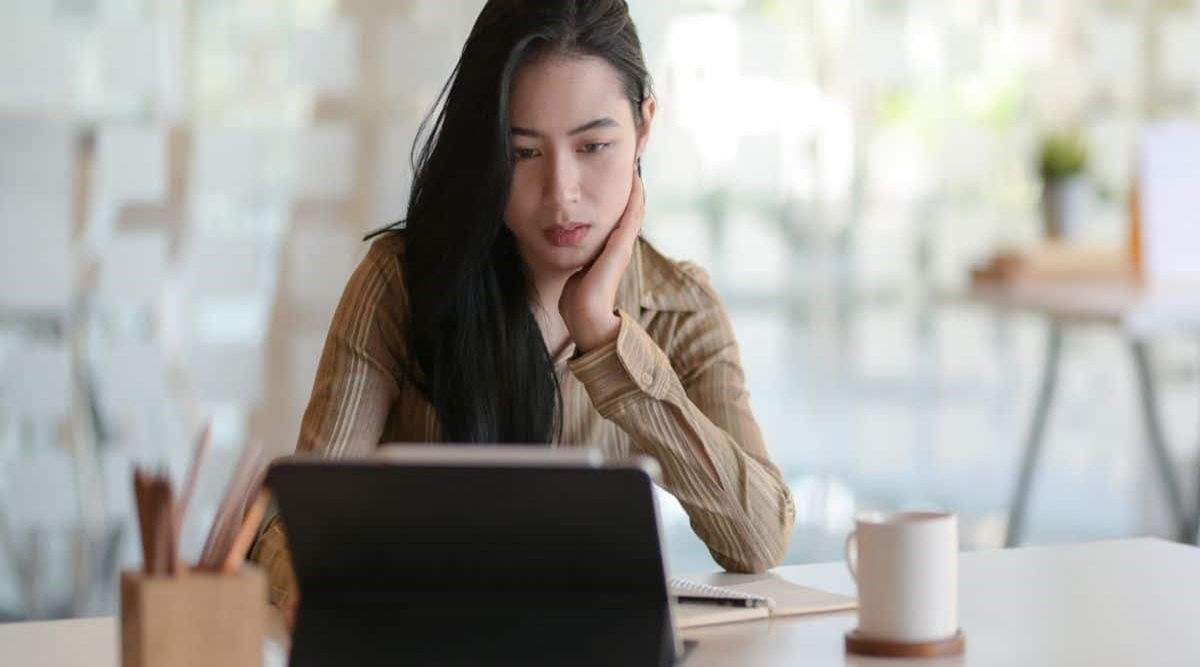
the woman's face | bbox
[504,54,652,278]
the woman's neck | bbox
[528,268,572,356]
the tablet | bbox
[265,445,685,666]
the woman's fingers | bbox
[588,172,643,288]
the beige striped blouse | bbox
[251,232,795,605]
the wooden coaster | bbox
[845,629,965,658]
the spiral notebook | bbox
[671,577,856,629]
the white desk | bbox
[964,279,1200,546]
[2,539,1198,666]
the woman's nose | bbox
[543,152,581,207]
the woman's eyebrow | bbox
[510,117,619,138]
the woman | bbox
[253,0,795,610]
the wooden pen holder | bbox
[121,567,267,667]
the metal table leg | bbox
[1129,340,1191,542]
[1006,324,1064,548]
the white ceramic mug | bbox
[844,510,958,643]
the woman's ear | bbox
[635,95,657,159]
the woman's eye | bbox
[580,142,611,154]
[513,147,539,161]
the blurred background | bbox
[3,0,1200,621]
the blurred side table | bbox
[962,275,1200,546]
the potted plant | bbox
[1037,131,1090,241]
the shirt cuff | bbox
[568,309,672,414]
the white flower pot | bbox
[1041,174,1090,241]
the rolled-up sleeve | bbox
[569,303,795,573]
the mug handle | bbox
[843,530,859,583]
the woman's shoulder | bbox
[364,226,408,261]
[332,227,410,320]
[357,227,408,285]
[635,237,721,312]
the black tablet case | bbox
[265,458,684,666]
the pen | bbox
[674,595,768,608]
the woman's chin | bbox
[530,241,603,275]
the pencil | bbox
[132,470,155,574]
[219,492,268,574]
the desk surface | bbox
[2,538,1197,666]
[964,279,1200,333]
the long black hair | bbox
[378,0,652,443]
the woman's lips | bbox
[543,223,591,247]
